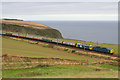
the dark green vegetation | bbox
[2,23,63,38]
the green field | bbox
[2,36,118,78]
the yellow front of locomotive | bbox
[89,45,93,50]
[110,49,114,54]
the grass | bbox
[2,65,118,78]
[2,37,104,62]
[92,64,118,70]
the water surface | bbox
[32,21,118,44]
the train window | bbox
[106,48,111,50]
[96,46,100,48]
[102,48,106,49]
[80,45,82,47]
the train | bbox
[41,38,114,55]
[3,33,114,55]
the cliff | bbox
[1,19,63,38]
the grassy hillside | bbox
[2,37,118,78]
[1,19,118,78]
[1,19,63,38]
[2,37,104,62]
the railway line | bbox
[1,33,119,58]
[44,41,119,58]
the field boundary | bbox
[2,55,88,70]
[2,55,118,70]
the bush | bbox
[85,53,90,56]
[71,50,76,53]
[64,48,69,51]
[77,53,83,55]
[95,69,101,71]
[115,58,120,61]
[47,44,54,48]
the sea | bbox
[31,21,118,44]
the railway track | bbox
[1,33,119,58]
[47,42,119,58]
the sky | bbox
[1,0,119,2]
[2,2,118,21]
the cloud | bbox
[3,14,117,21]
[2,2,117,15]
[1,0,119,2]
[2,2,118,21]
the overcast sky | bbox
[2,2,118,21]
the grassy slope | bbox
[2,37,118,78]
[2,37,103,62]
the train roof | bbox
[94,46,111,50]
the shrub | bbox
[77,53,83,55]
[71,50,76,53]
[85,54,89,56]
[95,69,101,71]
[64,48,69,51]
[47,44,54,48]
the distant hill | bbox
[1,19,63,38]
[1,19,51,28]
